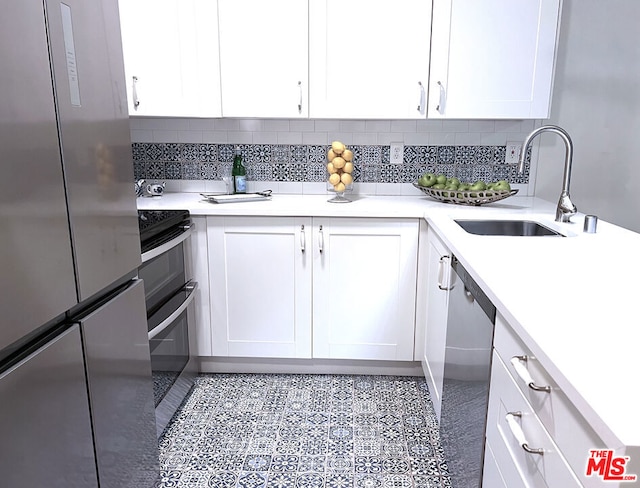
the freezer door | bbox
[80,279,158,488]
[44,0,142,301]
[0,325,98,488]
[0,0,78,352]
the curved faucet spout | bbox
[518,125,577,223]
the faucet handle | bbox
[556,192,577,222]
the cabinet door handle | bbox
[417,81,425,113]
[506,412,544,455]
[437,255,451,290]
[510,356,552,392]
[300,224,305,253]
[298,81,302,114]
[132,76,140,109]
[318,225,324,253]
[436,80,446,114]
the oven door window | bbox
[149,306,189,407]
[139,241,186,316]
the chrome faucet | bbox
[518,125,577,223]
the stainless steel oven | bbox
[138,210,198,437]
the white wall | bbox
[535,0,640,232]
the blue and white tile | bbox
[156,373,451,487]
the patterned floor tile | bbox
[157,374,451,487]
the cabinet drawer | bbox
[483,442,512,488]
[486,351,582,487]
[493,314,607,487]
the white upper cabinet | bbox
[118,0,221,117]
[217,0,309,118]
[309,0,432,119]
[428,0,561,119]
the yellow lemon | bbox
[331,141,345,154]
[327,162,336,174]
[342,149,353,162]
[341,173,353,185]
[329,173,341,185]
[334,182,346,193]
[343,162,354,174]
[332,157,346,169]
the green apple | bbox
[435,174,447,185]
[470,181,486,191]
[486,182,496,190]
[418,173,437,187]
[493,180,511,191]
[447,177,461,187]
[458,183,470,191]
[433,183,446,189]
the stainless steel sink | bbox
[455,219,563,236]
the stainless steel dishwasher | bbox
[440,255,496,488]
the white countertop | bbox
[139,192,640,449]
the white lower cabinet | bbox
[419,226,451,419]
[489,313,623,488]
[484,312,625,487]
[207,216,418,361]
[484,350,583,487]
[312,218,419,361]
[208,216,312,358]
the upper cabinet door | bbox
[118,0,221,117]
[309,0,432,119]
[429,0,561,119]
[218,0,309,118]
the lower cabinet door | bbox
[208,216,313,358]
[0,325,99,488]
[313,218,419,361]
[421,228,451,419]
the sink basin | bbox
[455,219,563,236]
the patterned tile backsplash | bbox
[132,143,530,185]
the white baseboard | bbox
[198,356,424,377]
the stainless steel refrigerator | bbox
[0,1,158,487]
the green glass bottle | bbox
[232,146,246,194]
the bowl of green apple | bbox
[413,173,518,206]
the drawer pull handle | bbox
[506,412,544,455]
[318,225,324,254]
[300,225,305,253]
[510,356,551,392]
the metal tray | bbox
[412,183,518,206]
[201,190,272,204]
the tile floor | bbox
[155,374,451,488]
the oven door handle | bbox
[141,222,193,264]
[148,281,198,340]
